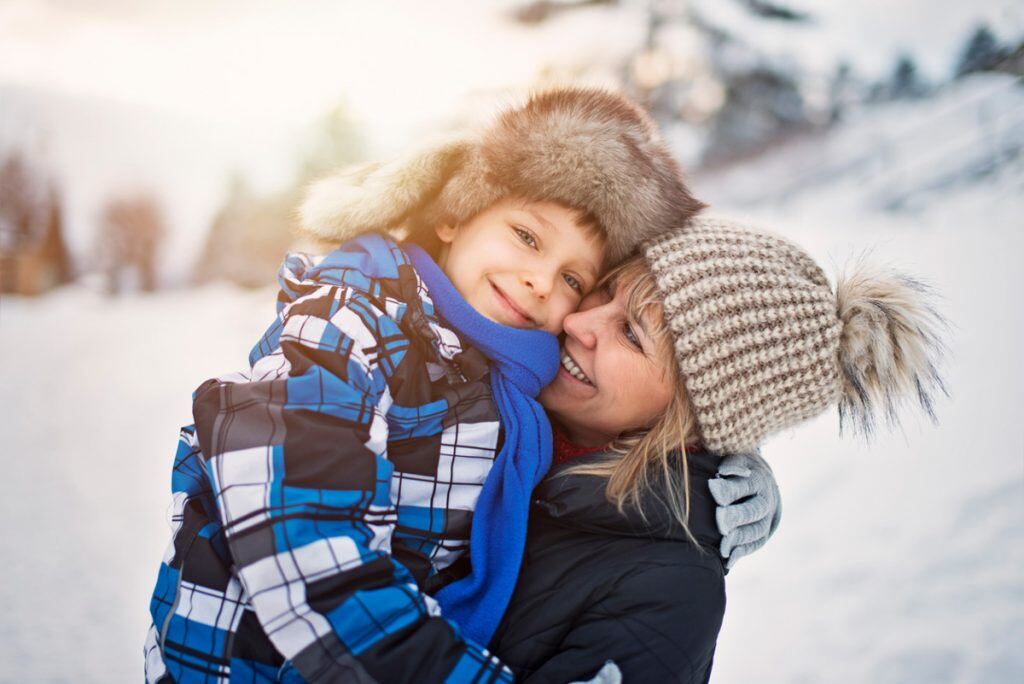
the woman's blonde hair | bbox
[562,255,703,545]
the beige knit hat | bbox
[644,216,947,454]
[298,87,704,264]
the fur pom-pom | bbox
[836,259,949,437]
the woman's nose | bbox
[563,307,598,348]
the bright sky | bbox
[2,0,1019,149]
[0,0,643,151]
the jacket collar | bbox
[532,449,722,551]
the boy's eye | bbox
[623,323,642,350]
[513,226,538,249]
[563,273,583,294]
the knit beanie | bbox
[298,87,704,264]
[644,216,947,454]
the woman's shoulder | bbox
[534,448,724,554]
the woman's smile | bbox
[559,348,594,387]
[539,280,675,447]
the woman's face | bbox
[539,281,675,447]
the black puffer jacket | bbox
[491,451,725,683]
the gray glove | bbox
[708,451,782,569]
[570,661,622,684]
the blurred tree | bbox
[97,194,165,295]
[674,1,818,164]
[703,67,808,165]
[828,61,855,123]
[194,101,364,289]
[0,152,71,295]
[512,0,821,165]
[295,103,365,186]
[993,40,1023,76]
[867,53,931,103]
[512,0,807,25]
[193,174,297,288]
[512,0,614,25]
[0,153,40,252]
[740,0,809,22]
[44,187,71,285]
[891,53,929,99]
[955,25,1009,77]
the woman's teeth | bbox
[560,351,593,385]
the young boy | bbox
[145,88,704,683]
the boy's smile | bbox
[436,198,605,335]
[488,278,536,326]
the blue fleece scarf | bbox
[403,243,558,646]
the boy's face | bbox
[436,198,605,335]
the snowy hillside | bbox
[693,74,1024,211]
[2,72,1021,682]
[690,0,1022,81]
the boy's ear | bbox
[435,223,458,244]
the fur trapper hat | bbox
[299,87,704,263]
[644,216,948,454]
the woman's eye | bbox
[513,226,537,249]
[624,323,642,349]
[563,273,583,294]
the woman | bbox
[493,216,947,682]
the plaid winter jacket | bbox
[145,234,513,683]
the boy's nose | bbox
[522,271,554,301]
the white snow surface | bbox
[2,75,1022,682]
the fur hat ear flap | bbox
[298,134,476,243]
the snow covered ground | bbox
[2,74,1022,682]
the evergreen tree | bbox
[98,194,165,294]
[0,153,41,249]
[828,61,856,123]
[956,25,1006,77]
[891,53,926,99]
[296,103,365,185]
[741,0,809,22]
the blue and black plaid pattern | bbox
[146,236,513,683]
